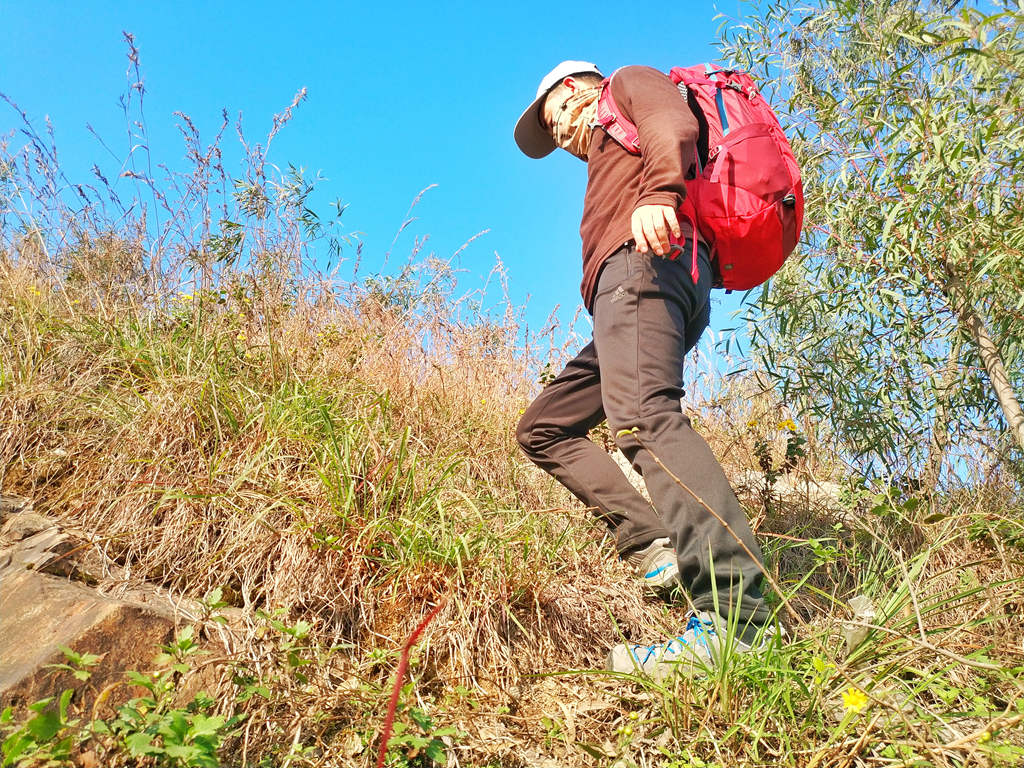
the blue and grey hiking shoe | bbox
[606,612,717,678]
[606,612,783,678]
[625,537,679,591]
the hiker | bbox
[513,61,779,676]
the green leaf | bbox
[409,708,432,731]
[2,732,33,766]
[424,739,447,764]
[125,670,155,691]
[27,698,54,713]
[90,719,111,735]
[163,743,200,761]
[25,710,61,742]
[159,710,189,743]
[577,742,610,760]
[58,689,73,721]
[189,714,226,739]
[124,731,159,756]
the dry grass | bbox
[4,241,1024,767]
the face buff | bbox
[551,87,600,161]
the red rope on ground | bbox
[375,599,447,768]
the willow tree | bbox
[720,0,1024,482]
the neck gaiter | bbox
[552,87,600,161]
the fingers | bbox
[643,214,666,256]
[630,208,650,255]
[664,207,682,240]
[631,205,680,256]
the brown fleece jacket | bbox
[579,65,700,311]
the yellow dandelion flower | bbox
[842,686,868,714]
[747,419,758,428]
[778,418,798,432]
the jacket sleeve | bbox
[610,65,698,210]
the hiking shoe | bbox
[606,612,717,679]
[606,612,783,679]
[625,537,679,591]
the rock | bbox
[0,495,33,525]
[0,495,224,713]
[1,511,55,542]
[0,569,176,708]
[730,468,846,512]
[0,503,117,584]
[0,526,77,578]
[0,506,83,581]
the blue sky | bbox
[1,0,755,346]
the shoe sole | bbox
[605,645,712,678]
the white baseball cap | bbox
[514,60,603,158]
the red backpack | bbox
[596,65,803,291]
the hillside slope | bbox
[2,247,1023,767]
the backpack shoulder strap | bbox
[595,69,641,155]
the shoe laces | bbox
[629,614,716,663]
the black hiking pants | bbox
[516,242,769,625]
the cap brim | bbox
[514,93,556,159]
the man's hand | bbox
[631,204,681,257]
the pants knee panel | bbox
[515,411,541,457]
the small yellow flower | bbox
[480,398,486,404]
[518,408,525,415]
[842,686,868,714]
[778,418,798,432]
[747,419,758,428]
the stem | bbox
[376,599,447,768]
[922,338,961,491]
[943,263,1024,453]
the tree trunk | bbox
[922,338,962,491]
[943,265,1024,453]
